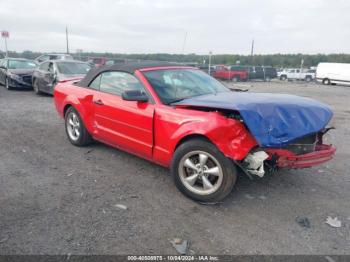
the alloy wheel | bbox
[66,112,81,141]
[178,150,223,195]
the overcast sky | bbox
[0,0,349,54]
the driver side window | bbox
[88,71,144,96]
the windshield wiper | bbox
[168,98,187,105]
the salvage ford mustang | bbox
[53,62,336,202]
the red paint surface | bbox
[53,66,334,169]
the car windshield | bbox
[8,60,37,69]
[56,62,91,75]
[143,69,230,104]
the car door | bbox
[90,71,155,159]
[35,62,49,90]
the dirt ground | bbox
[0,80,349,255]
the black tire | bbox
[322,78,331,85]
[5,77,11,90]
[171,138,237,203]
[33,79,42,95]
[64,107,92,146]
[305,76,312,82]
[280,75,287,81]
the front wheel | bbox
[65,107,92,146]
[171,139,237,203]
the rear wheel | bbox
[171,139,237,203]
[280,75,287,81]
[65,107,92,146]
[322,78,331,85]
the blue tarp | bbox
[174,91,333,148]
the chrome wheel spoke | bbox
[204,166,220,176]
[199,153,208,168]
[185,174,199,186]
[184,158,198,172]
[69,118,74,126]
[202,176,214,190]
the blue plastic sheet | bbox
[174,91,333,147]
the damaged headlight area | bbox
[239,129,336,178]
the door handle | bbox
[93,99,104,105]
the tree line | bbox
[3,50,350,68]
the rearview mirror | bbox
[122,90,149,102]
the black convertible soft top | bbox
[77,61,182,87]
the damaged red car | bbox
[53,62,336,202]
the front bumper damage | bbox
[240,129,336,178]
[267,144,336,169]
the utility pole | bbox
[250,39,254,65]
[66,26,70,54]
[1,31,9,57]
[208,51,212,75]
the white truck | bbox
[316,62,350,86]
[278,68,315,82]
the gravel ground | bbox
[0,80,349,255]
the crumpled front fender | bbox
[172,113,258,161]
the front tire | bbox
[171,139,237,203]
[33,79,42,95]
[5,78,11,90]
[65,107,92,146]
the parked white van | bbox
[316,63,350,86]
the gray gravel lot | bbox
[0,80,349,255]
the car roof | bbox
[77,61,184,87]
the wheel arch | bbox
[174,134,211,151]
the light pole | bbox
[1,31,9,57]
[208,51,212,75]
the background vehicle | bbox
[53,62,335,203]
[245,66,277,81]
[278,68,315,82]
[32,60,90,95]
[0,58,37,90]
[35,54,74,63]
[316,62,350,86]
[87,57,108,68]
[213,65,248,81]
[0,53,4,59]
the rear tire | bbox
[322,78,331,85]
[65,107,92,146]
[232,76,240,82]
[280,75,287,81]
[171,139,237,203]
[305,76,312,82]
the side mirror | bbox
[122,90,149,102]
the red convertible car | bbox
[54,62,336,202]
